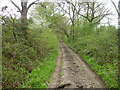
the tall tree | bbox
[10,0,40,39]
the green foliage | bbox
[2,40,42,88]
[2,14,59,88]
[64,25,118,88]
[21,51,58,88]
[82,55,118,88]
[33,3,70,40]
[17,24,59,88]
[2,1,118,88]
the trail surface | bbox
[48,41,105,88]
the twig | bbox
[44,79,49,86]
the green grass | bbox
[20,28,59,88]
[81,55,118,88]
[2,22,59,88]
[65,42,118,88]
[21,51,58,88]
[63,26,118,88]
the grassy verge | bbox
[65,42,118,88]
[21,51,58,88]
[82,55,118,88]
[19,28,59,88]
[2,23,59,88]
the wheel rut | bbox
[48,41,106,88]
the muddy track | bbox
[48,41,106,88]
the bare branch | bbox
[111,0,120,16]
[93,9,112,19]
[28,1,37,10]
[56,2,69,15]
[77,13,91,22]
[94,13,111,24]
[10,0,21,13]
[28,0,46,10]
[39,3,46,8]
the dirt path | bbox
[48,41,106,88]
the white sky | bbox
[0,0,119,27]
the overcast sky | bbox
[0,0,119,27]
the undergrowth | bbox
[21,51,58,88]
[2,17,59,88]
[63,25,118,88]
[20,26,59,88]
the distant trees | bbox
[32,2,70,39]
[79,1,111,24]
[55,0,111,40]
[56,0,79,40]
[64,0,111,27]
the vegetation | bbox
[2,9,58,88]
[1,0,119,88]
[63,25,118,88]
[21,51,58,88]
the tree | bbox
[33,2,70,38]
[10,0,42,39]
[56,0,79,40]
[66,0,111,28]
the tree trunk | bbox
[10,0,38,39]
[21,8,28,39]
[72,21,75,41]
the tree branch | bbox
[10,0,21,13]
[93,9,112,19]
[86,2,89,18]
[111,0,120,16]
[40,3,46,8]
[28,0,46,10]
[57,2,69,15]
[94,14,109,24]
[28,1,37,10]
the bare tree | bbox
[10,0,41,39]
[56,0,79,40]
[66,0,111,27]
[82,1,111,24]
[57,0,111,39]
